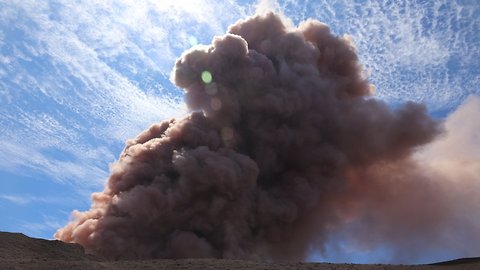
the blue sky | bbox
[0,0,479,264]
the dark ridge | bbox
[429,257,480,266]
[0,231,92,261]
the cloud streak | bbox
[0,194,70,205]
[276,0,480,110]
[0,0,251,190]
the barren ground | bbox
[1,232,479,270]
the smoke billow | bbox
[55,13,480,262]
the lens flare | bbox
[201,70,213,84]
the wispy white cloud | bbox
[18,215,65,239]
[0,141,109,187]
[0,194,69,205]
[255,0,282,15]
[0,194,30,205]
[0,0,253,192]
[274,0,479,111]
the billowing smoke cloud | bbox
[326,95,480,263]
[55,13,479,262]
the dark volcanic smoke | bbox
[56,13,465,261]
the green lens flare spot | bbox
[201,70,213,84]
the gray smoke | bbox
[56,13,479,262]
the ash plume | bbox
[56,13,479,262]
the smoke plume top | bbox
[56,13,480,262]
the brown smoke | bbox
[55,13,478,262]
